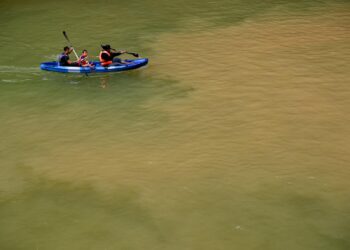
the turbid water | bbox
[0,0,349,249]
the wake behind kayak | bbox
[40,58,148,74]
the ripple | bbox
[0,65,40,73]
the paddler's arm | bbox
[110,49,127,58]
[67,59,78,65]
[61,55,75,65]
[68,47,79,64]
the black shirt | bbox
[59,53,70,66]
[101,51,122,61]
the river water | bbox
[0,0,349,249]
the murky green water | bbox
[1,0,350,249]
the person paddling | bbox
[99,44,130,67]
[58,46,79,66]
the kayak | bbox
[40,58,148,73]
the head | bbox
[101,44,111,51]
[82,49,88,56]
[63,46,71,54]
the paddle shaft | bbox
[62,31,80,61]
[127,52,139,57]
[111,48,139,57]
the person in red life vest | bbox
[78,49,94,68]
[58,46,79,66]
[99,44,130,67]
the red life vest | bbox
[79,55,88,66]
[99,50,112,67]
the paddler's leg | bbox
[69,62,80,67]
[111,57,129,66]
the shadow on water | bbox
[36,69,195,125]
[245,181,350,250]
[40,67,193,94]
[0,165,166,250]
[0,67,195,142]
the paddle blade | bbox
[62,31,70,43]
[128,52,139,57]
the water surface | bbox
[0,0,350,249]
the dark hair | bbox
[101,44,111,50]
[82,49,88,53]
[63,46,70,51]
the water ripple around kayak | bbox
[0,66,41,74]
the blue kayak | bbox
[40,58,148,73]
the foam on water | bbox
[0,65,40,73]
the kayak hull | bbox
[40,58,148,73]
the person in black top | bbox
[58,46,79,66]
[99,44,130,66]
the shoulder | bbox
[59,54,68,60]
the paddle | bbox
[126,52,139,58]
[62,31,80,61]
[111,48,139,58]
